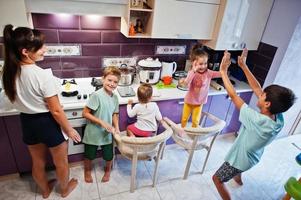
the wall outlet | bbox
[103,57,137,67]
[156,45,186,55]
[45,45,81,56]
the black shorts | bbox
[20,112,67,147]
[214,162,243,183]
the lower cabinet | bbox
[0,117,18,176]
[3,115,32,173]
[227,92,253,133]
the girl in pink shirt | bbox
[180,44,221,128]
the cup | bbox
[162,76,172,85]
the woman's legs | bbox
[28,144,55,198]
[49,141,78,197]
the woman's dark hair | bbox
[2,24,45,102]
[264,84,296,114]
[189,43,209,62]
[137,83,153,103]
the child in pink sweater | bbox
[180,44,221,129]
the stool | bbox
[283,153,301,200]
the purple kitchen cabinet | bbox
[206,94,231,128]
[0,117,18,175]
[4,115,56,174]
[227,92,253,133]
[3,115,32,173]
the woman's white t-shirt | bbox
[13,64,59,113]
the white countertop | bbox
[0,77,252,116]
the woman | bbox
[2,24,81,198]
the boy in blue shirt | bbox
[212,49,296,200]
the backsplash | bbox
[0,13,277,83]
[0,13,196,78]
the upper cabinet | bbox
[0,1,30,36]
[151,0,220,39]
[121,0,220,39]
[201,0,274,50]
[121,0,155,38]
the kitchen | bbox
[0,0,301,199]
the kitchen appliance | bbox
[138,58,162,84]
[59,78,101,155]
[119,64,135,86]
[173,71,188,80]
[160,62,177,79]
[117,86,136,97]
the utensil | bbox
[162,76,173,85]
[119,64,135,86]
[161,62,177,79]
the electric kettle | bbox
[160,62,177,79]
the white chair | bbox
[113,121,173,192]
[164,112,226,179]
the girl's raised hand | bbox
[192,60,199,72]
[238,48,248,68]
[220,50,231,72]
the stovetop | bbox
[59,78,99,105]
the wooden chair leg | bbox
[183,136,198,180]
[153,142,164,187]
[200,133,219,174]
[130,149,138,193]
[160,142,166,160]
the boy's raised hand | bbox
[220,50,231,72]
[238,48,248,68]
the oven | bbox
[66,109,87,155]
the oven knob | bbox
[77,94,82,99]
[83,94,87,99]
[72,111,78,116]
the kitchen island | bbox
[0,77,252,175]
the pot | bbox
[138,58,161,84]
[119,64,135,86]
[61,79,79,97]
[161,62,177,79]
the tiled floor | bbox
[1,133,301,200]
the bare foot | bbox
[234,176,243,186]
[101,172,110,182]
[42,179,57,199]
[84,170,93,183]
[61,178,78,198]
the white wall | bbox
[249,0,301,137]
[262,0,301,86]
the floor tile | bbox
[0,174,36,200]
[101,186,161,200]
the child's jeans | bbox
[181,103,203,128]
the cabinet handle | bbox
[178,101,184,105]
[240,42,246,49]
[176,34,192,39]
[232,42,239,49]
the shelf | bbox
[129,8,153,12]
[127,33,151,38]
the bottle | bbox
[129,23,135,36]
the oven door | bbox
[68,118,86,155]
